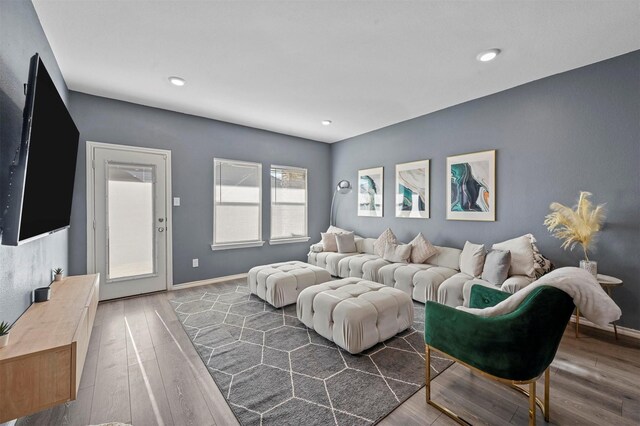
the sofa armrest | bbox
[468,285,511,309]
[309,243,324,253]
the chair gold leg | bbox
[529,381,536,425]
[425,344,431,403]
[544,368,550,422]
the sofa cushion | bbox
[356,237,376,254]
[308,251,360,276]
[383,243,412,263]
[409,233,438,264]
[482,249,512,286]
[459,241,486,278]
[430,246,462,270]
[493,235,536,278]
[321,232,338,252]
[335,232,357,253]
[374,228,398,256]
[337,254,390,281]
[437,272,475,307]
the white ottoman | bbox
[248,261,331,308]
[297,278,414,354]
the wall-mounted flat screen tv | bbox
[2,53,79,246]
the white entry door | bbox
[88,143,172,300]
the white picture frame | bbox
[396,160,430,218]
[358,167,384,217]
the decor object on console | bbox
[0,321,11,348]
[248,261,331,308]
[53,267,64,281]
[446,149,495,221]
[396,160,430,218]
[297,278,413,353]
[544,191,605,277]
[425,283,576,425]
[329,179,352,226]
[358,167,383,217]
[33,287,51,303]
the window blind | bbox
[270,166,307,241]
[213,159,262,246]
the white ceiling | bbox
[32,0,640,143]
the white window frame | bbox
[269,164,310,245]
[211,158,264,251]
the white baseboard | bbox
[171,273,248,290]
[570,315,640,340]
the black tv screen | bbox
[2,54,79,245]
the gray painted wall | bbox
[68,92,332,284]
[0,0,70,324]
[331,51,640,330]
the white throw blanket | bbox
[458,267,622,327]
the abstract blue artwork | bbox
[446,150,495,221]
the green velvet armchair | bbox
[424,284,574,425]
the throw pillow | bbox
[383,243,412,263]
[320,232,338,252]
[326,225,350,234]
[409,233,438,264]
[481,249,512,286]
[374,228,398,257]
[335,232,357,253]
[492,235,536,278]
[459,241,486,277]
[526,234,554,278]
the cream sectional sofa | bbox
[309,237,465,304]
[308,235,539,307]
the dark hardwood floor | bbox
[17,279,640,425]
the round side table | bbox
[574,274,623,340]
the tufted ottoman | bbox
[297,278,414,354]
[248,261,331,308]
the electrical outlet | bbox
[192,258,199,268]
[173,197,181,206]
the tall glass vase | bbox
[579,260,597,277]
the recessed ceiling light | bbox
[477,49,501,62]
[169,76,186,86]
[322,120,332,126]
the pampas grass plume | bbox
[544,191,606,261]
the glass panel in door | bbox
[106,162,156,280]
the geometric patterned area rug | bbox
[170,279,453,425]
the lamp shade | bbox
[330,180,352,226]
[336,180,352,194]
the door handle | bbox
[158,227,164,232]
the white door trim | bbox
[86,141,174,291]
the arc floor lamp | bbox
[330,180,352,226]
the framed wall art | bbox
[396,160,429,218]
[358,167,383,217]
[446,150,495,221]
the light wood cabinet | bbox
[0,274,100,423]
